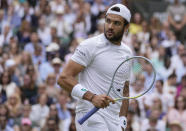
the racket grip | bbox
[78,107,99,125]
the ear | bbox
[124,24,129,32]
[124,24,129,35]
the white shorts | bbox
[75,112,122,131]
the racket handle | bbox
[78,107,99,125]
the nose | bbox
[108,23,114,29]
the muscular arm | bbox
[57,60,115,107]
[57,60,84,92]
[57,60,95,101]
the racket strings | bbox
[111,57,155,99]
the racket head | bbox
[110,56,156,100]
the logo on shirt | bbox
[81,88,87,92]
[76,48,86,56]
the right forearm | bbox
[57,73,95,101]
[83,91,96,102]
[57,75,78,92]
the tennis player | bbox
[58,4,132,131]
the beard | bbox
[104,26,125,42]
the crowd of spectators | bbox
[0,0,185,131]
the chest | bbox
[91,48,130,78]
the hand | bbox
[91,95,115,108]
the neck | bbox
[104,33,122,46]
[40,104,45,107]
[111,40,121,45]
[159,90,163,94]
[178,108,183,112]
[149,121,157,127]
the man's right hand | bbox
[91,95,115,108]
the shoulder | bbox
[121,42,133,55]
[79,34,107,49]
[168,108,177,114]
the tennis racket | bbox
[78,56,156,125]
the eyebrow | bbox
[106,17,122,23]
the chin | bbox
[105,34,114,41]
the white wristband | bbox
[71,84,88,99]
[120,116,127,129]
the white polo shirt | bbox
[71,34,132,123]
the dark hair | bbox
[0,104,9,118]
[181,74,186,82]
[0,71,11,85]
[26,65,35,74]
[157,79,164,86]
[129,99,141,117]
[174,96,186,109]
[124,19,129,26]
[168,72,177,79]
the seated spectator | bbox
[0,113,14,131]
[129,99,144,121]
[129,12,142,35]
[126,108,141,131]
[25,64,42,86]
[0,24,13,45]
[0,104,13,126]
[30,93,49,128]
[176,74,186,98]
[14,118,38,131]
[145,80,174,112]
[146,98,166,121]
[45,73,60,101]
[20,74,38,105]
[167,95,186,129]
[41,116,59,131]
[163,72,177,97]
[169,121,183,131]
[32,45,46,66]
[24,32,46,58]
[167,0,186,43]
[5,59,21,86]
[51,57,63,79]
[16,20,31,47]
[64,38,79,65]
[37,17,52,46]
[171,45,185,82]
[43,104,60,129]
[0,70,19,99]
[137,20,150,45]
[8,41,21,64]
[0,104,9,116]
[149,16,161,36]
[36,84,54,106]
[141,108,166,131]
[17,51,33,81]
[56,90,71,131]
[13,103,38,130]
[5,93,22,118]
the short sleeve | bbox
[71,42,94,67]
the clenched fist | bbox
[91,95,115,108]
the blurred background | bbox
[0,0,185,131]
